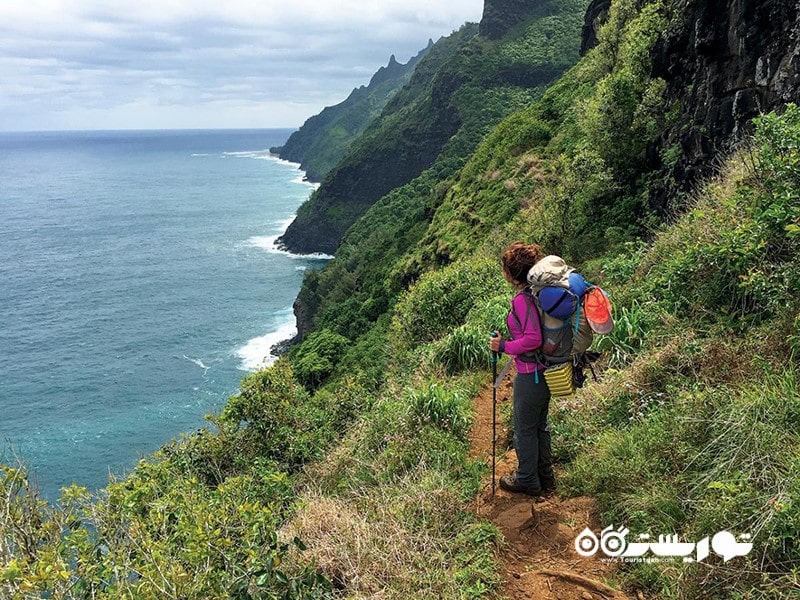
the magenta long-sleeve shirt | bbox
[501,291,544,374]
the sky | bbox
[0,1,485,131]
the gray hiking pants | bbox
[513,372,554,489]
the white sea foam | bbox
[236,318,297,372]
[191,153,211,157]
[220,150,319,188]
[292,174,320,189]
[222,150,273,160]
[222,150,298,166]
[183,355,211,376]
[246,234,334,260]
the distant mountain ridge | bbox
[278,0,589,257]
[271,42,432,182]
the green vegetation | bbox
[553,106,800,597]
[279,0,589,254]
[274,46,431,182]
[290,329,350,389]
[294,0,589,326]
[3,0,800,597]
[282,376,499,598]
[0,361,344,599]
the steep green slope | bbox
[291,0,667,340]
[408,0,669,268]
[3,0,799,598]
[285,0,800,595]
[278,0,589,256]
[281,107,800,600]
[555,108,800,596]
[290,0,591,336]
[272,44,431,182]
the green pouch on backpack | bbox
[543,361,574,397]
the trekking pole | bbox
[490,332,498,496]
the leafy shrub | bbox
[431,324,488,375]
[594,298,656,367]
[333,316,391,390]
[291,328,350,389]
[391,257,506,349]
[429,294,510,375]
[599,239,648,285]
[0,465,330,599]
[467,294,513,337]
[215,361,344,472]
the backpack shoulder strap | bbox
[509,288,544,366]
[510,287,538,333]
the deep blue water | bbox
[0,129,327,500]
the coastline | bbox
[241,154,331,370]
[0,129,320,500]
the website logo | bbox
[574,526,753,563]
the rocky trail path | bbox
[470,372,638,600]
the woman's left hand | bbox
[489,332,503,353]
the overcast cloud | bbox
[0,1,484,131]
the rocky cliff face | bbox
[275,23,484,257]
[580,0,610,55]
[277,64,466,256]
[578,0,800,214]
[480,0,548,39]
[648,0,800,212]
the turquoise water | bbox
[0,129,327,500]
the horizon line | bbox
[0,126,301,135]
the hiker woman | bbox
[489,241,555,496]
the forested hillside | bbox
[2,0,798,598]
[277,0,589,255]
[271,43,431,182]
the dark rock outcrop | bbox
[480,0,547,39]
[580,0,611,55]
[649,0,800,213]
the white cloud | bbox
[0,0,484,130]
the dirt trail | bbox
[470,372,636,600]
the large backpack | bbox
[509,256,612,393]
[527,256,599,362]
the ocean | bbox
[0,129,328,500]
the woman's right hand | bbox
[489,332,503,353]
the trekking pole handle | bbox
[490,331,499,363]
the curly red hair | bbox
[501,241,543,284]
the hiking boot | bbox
[540,477,557,495]
[499,474,541,496]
